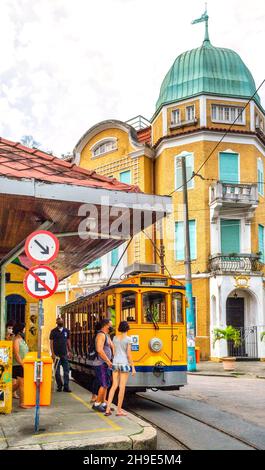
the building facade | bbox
[48,21,265,360]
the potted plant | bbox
[213,326,241,371]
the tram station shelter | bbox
[0,137,171,345]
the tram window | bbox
[172,293,183,323]
[121,292,136,322]
[143,292,166,323]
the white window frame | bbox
[186,105,195,122]
[171,108,181,125]
[211,104,245,125]
[90,137,117,158]
[175,151,194,191]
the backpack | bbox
[88,331,107,361]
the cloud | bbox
[0,0,264,155]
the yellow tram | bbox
[61,271,187,391]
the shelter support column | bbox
[0,265,6,339]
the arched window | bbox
[91,138,117,158]
[257,158,264,196]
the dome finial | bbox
[191,4,210,45]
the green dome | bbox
[156,39,260,111]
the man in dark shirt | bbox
[50,317,72,392]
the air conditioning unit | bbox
[124,263,160,277]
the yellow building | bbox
[4,261,38,351]
[44,18,265,361]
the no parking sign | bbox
[24,265,58,300]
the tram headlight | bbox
[149,337,163,352]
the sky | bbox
[0,0,264,155]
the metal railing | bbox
[227,326,258,358]
[209,254,261,273]
[126,115,151,130]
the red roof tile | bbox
[0,137,141,193]
[137,126,151,144]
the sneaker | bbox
[63,388,72,393]
[92,404,106,413]
[57,387,62,392]
[102,403,114,411]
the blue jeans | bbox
[55,357,70,389]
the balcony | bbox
[209,254,261,274]
[170,117,198,130]
[209,182,258,222]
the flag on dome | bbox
[191,10,208,24]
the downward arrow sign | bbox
[34,239,50,255]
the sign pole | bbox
[34,299,43,432]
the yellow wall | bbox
[79,128,136,170]
[152,111,163,146]
[206,98,251,131]
[5,263,39,351]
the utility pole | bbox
[158,220,165,274]
[181,157,196,372]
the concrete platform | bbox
[189,360,265,378]
[0,381,156,450]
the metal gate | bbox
[228,326,258,358]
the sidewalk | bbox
[0,381,156,450]
[189,360,265,378]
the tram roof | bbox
[0,137,172,280]
[60,275,185,311]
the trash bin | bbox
[195,347,200,363]
[23,352,52,406]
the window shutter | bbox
[221,220,240,254]
[258,159,264,196]
[175,220,196,260]
[119,170,131,184]
[111,248,119,266]
[189,220,196,259]
[175,222,184,260]
[219,152,239,184]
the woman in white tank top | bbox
[105,321,136,416]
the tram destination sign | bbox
[25,230,59,264]
[140,277,168,286]
[24,265,58,299]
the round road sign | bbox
[25,230,59,264]
[24,265,58,299]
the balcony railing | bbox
[210,182,258,206]
[170,117,198,129]
[209,254,261,273]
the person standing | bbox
[93,318,114,412]
[49,317,72,392]
[104,321,136,416]
[12,322,30,408]
[5,320,15,341]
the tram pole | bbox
[181,157,196,372]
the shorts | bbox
[95,364,112,388]
[12,365,23,379]
[112,364,131,372]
